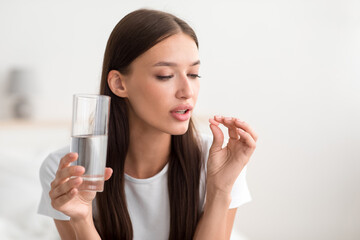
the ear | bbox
[107,70,128,98]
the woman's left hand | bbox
[207,116,258,195]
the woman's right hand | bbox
[49,152,113,221]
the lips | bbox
[170,104,193,113]
[170,104,193,121]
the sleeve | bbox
[200,133,252,209]
[228,165,252,209]
[37,147,71,220]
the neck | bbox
[125,120,171,179]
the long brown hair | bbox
[96,9,203,240]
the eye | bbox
[188,74,201,79]
[156,75,174,80]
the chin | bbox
[168,122,190,135]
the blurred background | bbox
[0,0,359,239]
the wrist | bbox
[70,214,96,236]
[205,185,232,209]
[70,214,94,226]
[206,180,232,197]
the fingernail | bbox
[236,118,243,123]
[69,152,77,158]
[224,117,233,121]
[215,115,222,119]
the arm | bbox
[70,215,101,240]
[54,220,75,240]
[194,191,237,240]
[54,217,101,240]
[194,116,257,240]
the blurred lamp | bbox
[7,68,36,119]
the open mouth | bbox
[170,108,191,121]
[175,109,189,114]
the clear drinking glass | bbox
[70,94,111,192]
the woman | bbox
[38,9,257,240]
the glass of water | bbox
[70,94,111,192]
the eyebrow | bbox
[153,60,200,67]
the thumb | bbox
[209,118,224,152]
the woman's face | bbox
[124,33,200,135]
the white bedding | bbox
[0,153,59,240]
[0,123,68,240]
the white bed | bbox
[0,121,68,240]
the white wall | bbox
[0,0,359,239]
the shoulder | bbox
[197,133,213,211]
[195,132,213,168]
[197,132,213,154]
[197,133,213,182]
[39,146,70,185]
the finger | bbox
[214,115,224,123]
[209,118,224,152]
[51,188,78,210]
[215,115,258,143]
[222,117,240,140]
[56,165,85,180]
[234,119,258,142]
[51,166,85,189]
[104,167,113,181]
[50,177,83,200]
[58,152,78,170]
[209,118,219,126]
[237,128,257,149]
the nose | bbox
[175,74,194,99]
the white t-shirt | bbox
[38,133,251,239]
